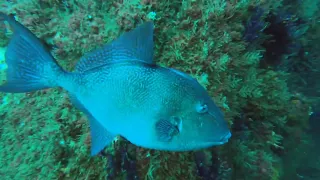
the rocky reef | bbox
[0,0,318,179]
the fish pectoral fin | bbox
[155,117,181,142]
[88,115,116,156]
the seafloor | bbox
[0,0,319,180]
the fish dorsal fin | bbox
[75,22,154,72]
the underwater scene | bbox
[0,0,319,179]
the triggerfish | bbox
[0,13,231,156]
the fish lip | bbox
[202,132,232,146]
[209,131,232,144]
[221,131,232,142]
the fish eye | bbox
[196,103,208,113]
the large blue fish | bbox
[0,13,231,155]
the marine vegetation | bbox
[0,0,318,179]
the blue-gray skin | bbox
[0,13,231,156]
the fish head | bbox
[154,70,231,151]
[177,92,231,149]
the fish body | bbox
[0,13,231,155]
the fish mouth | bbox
[220,131,232,143]
[208,131,232,145]
[202,132,232,147]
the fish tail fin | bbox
[0,13,65,93]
